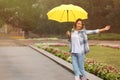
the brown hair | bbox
[73,18,84,29]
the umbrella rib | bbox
[60,10,66,21]
[70,10,77,20]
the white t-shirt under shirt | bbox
[71,30,84,54]
[71,29,99,54]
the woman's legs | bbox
[72,53,80,80]
[72,53,86,80]
[77,53,87,80]
[77,53,86,77]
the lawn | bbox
[88,33,120,40]
[52,45,120,69]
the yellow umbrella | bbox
[47,4,88,22]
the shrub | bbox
[85,59,120,80]
[67,56,72,63]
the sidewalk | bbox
[0,47,74,80]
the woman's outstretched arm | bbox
[98,25,111,33]
[86,25,111,34]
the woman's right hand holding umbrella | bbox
[66,31,71,41]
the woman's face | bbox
[75,21,83,30]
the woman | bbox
[66,19,110,80]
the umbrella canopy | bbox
[47,4,88,22]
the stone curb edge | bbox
[29,45,103,80]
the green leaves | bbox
[85,59,120,80]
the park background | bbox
[0,0,120,39]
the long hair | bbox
[73,18,85,30]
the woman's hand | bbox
[104,25,111,31]
[66,31,71,41]
[66,31,71,36]
[99,25,111,32]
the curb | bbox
[29,45,103,80]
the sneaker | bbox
[81,77,87,80]
[75,76,80,80]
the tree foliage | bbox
[0,0,120,36]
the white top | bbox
[71,30,84,54]
[70,29,99,54]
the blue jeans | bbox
[72,53,86,77]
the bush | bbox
[67,56,72,63]
[85,59,120,80]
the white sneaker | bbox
[81,77,87,80]
[75,76,80,80]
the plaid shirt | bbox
[70,29,99,54]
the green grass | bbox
[87,46,120,69]
[88,33,120,40]
[52,46,120,69]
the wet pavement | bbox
[0,38,74,80]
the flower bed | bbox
[85,59,120,80]
[37,44,120,80]
[101,44,120,49]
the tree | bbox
[87,0,113,28]
[0,0,42,38]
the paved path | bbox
[0,46,74,80]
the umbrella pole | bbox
[67,10,69,22]
[67,10,72,30]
